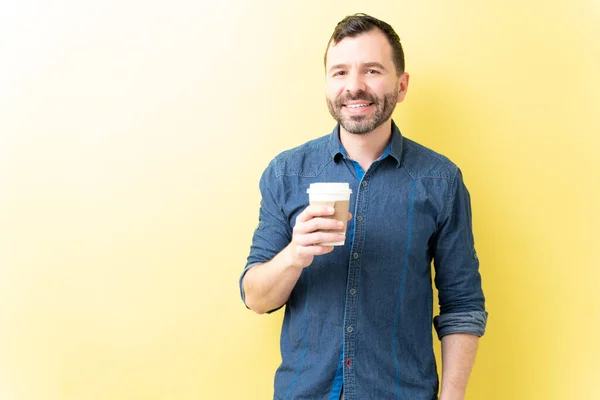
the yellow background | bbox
[1,1,598,399]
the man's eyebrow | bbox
[327,64,349,73]
[327,62,388,73]
[363,62,387,71]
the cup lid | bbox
[306,182,352,194]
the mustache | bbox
[335,91,377,106]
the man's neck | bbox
[339,119,393,172]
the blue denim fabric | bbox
[240,121,488,400]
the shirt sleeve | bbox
[432,168,488,339]
[239,159,292,310]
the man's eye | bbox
[333,71,347,77]
[366,69,380,74]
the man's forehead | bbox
[326,30,393,67]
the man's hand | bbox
[243,205,352,314]
[285,205,352,269]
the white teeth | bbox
[346,104,371,108]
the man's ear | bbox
[397,72,410,103]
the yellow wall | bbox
[1,1,598,399]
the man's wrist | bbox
[281,243,305,271]
[439,391,464,400]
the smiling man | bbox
[240,14,488,400]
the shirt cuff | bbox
[433,311,488,340]
[239,262,262,309]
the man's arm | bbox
[243,206,349,314]
[439,333,479,400]
[432,168,488,398]
[243,246,303,315]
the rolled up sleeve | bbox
[432,168,488,340]
[239,160,292,308]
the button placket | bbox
[344,172,372,397]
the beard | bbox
[326,84,399,135]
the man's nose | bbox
[345,71,366,94]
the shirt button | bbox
[349,288,357,295]
[361,180,368,187]
[353,252,359,259]
[347,326,354,333]
[356,215,363,222]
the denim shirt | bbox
[240,121,488,400]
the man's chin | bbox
[340,122,374,135]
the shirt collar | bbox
[328,120,403,167]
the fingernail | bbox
[328,207,335,213]
[337,221,344,227]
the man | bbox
[240,13,487,400]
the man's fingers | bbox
[297,217,343,235]
[295,231,345,247]
[295,244,335,257]
[296,205,335,223]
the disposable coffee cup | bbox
[306,182,352,246]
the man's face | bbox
[325,29,408,135]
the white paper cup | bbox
[306,183,352,246]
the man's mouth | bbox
[344,103,374,109]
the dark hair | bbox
[325,13,405,75]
